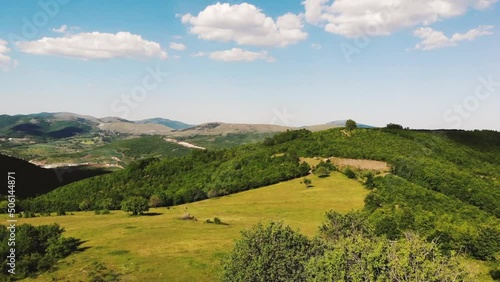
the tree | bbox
[304,178,312,188]
[221,221,323,282]
[386,123,403,129]
[121,196,149,215]
[345,119,357,131]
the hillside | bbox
[8,172,370,281]
[22,128,500,268]
[0,154,111,198]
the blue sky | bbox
[1,0,499,130]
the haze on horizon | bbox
[1,0,499,130]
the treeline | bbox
[0,224,81,280]
[22,146,310,212]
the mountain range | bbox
[0,112,373,139]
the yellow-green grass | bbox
[6,172,366,281]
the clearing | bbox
[14,172,368,281]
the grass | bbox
[10,172,368,281]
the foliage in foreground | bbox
[222,217,469,282]
[221,221,324,282]
[0,224,81,280]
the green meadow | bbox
[14,172,368,281]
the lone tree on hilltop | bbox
[121,196,149,215]
[386,123,403,130]
[345,119,357,131]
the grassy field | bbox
[11,172,368,281]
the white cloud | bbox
[0,40,18,71]
[310,43,322,50]
[16,32,168,60]
[303,0,329,25]
[195,48,275,62]
[51,25,80,34]
[52,24,68,33]
[413,25,493,50]
[170,42,187,51]
[181,2,307,47]
[303,0,498,38]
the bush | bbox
[0,224,81,280]
[222,221,324,282]
[121,196,149,215]
[344,168,356,179]
[364,172,375,188]
[303,178,312,188]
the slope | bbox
[11,172,369,282]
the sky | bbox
[1,0,499,130]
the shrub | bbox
[222,221,324,282]
[304,178,312,187]
[344,168,356,179]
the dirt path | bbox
[164,138,206,150]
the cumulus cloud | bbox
[413,25,494,50]
[181,2,307,47]
[194,48,275,62]
[0,40,18,71]
[302,0,498,37]
[170,42,187,51]
[16,32,168,60]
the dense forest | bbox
[21,128,500,269]
[22,145,310,212]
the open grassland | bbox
[13,172,367,281]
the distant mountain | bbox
[0,113,377,139]
[170,122,291,137]
[98,122,173,134]
[327,120,375,129]
[0,113,95,139]
[0,113,188,138]
[136,118,194,130]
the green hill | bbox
[20,128,500,278]
[5,172,370,282]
